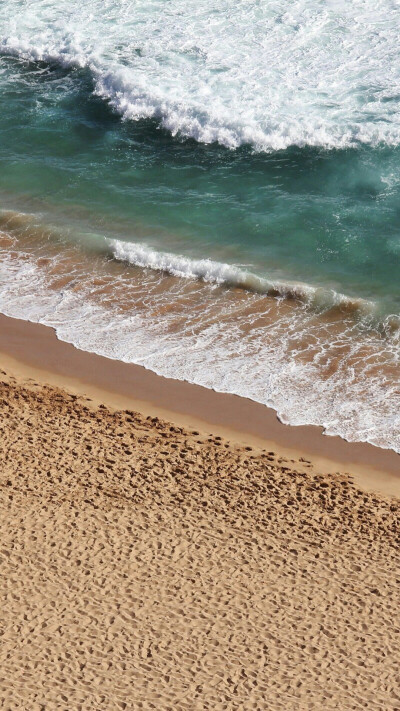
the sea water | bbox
[0,0,399,451]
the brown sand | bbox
[0,358,399,709]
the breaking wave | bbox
[2,0,400,150]
[109,238,380,320]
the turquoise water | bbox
[0,1,399,451]
[1,58,399,311]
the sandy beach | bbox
[2,3,400,707]
[0,315,399,710]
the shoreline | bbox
[1,312,399,708]
[0,312,399,496]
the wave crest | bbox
[109,239,380,320]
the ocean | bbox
[0,0,399,451]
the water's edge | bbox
[1,310,400,500]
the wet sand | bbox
[0,313,399,709]
[0,313,399,496]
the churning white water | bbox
[2,0,400,150]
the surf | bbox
[108,238,383,322]
[2,0,400,151]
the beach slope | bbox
[0,368,399,710]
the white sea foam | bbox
[2,0,400,150]
[110,238,315,300]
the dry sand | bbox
[0,357,399,709]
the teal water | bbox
[0,2,399,452]
[0,58,399,312]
